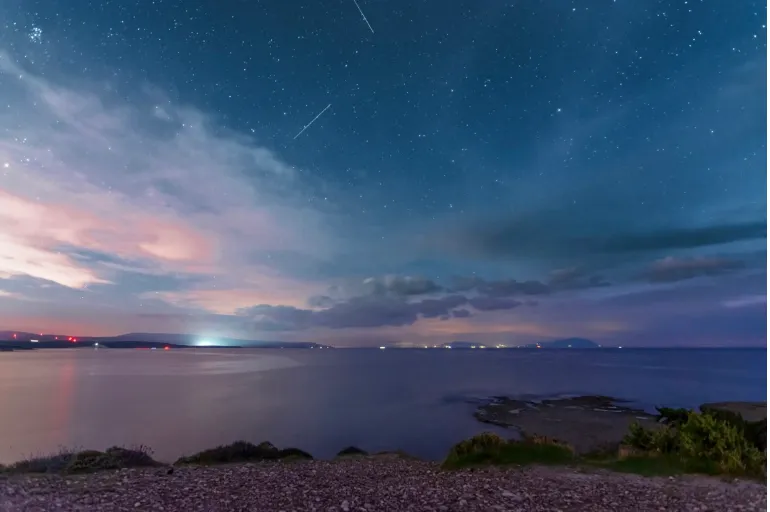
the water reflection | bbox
[0,348,764,464]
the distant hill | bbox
[111,332,328,348]
[521,337,600,349]
[0,331,331,349]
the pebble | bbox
[0,459,765,511]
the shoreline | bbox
[1,398,766,510]
[0,396,764,467]
[471,395,767,454]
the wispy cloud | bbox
[0,51,336,309]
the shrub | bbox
[336,446,368,457]
[523,434,575,454]
[6,452,73,474]
[624,410,766,478]
[655,407,690,427]
[278,447,314,460]
[699,407,766,451]
[442,432,575,469]
[176,441,277,465]
[67,450,118,473]
[175,441,313,465]
[677,411,765,476]
[3,445,161,474]
[105,445,160,468]
[624,422,658,452]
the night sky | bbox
[0,0,766,346]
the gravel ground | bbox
[0,457,766,511]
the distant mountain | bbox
[113,333,329,349]
[0,331,331,349]
[521,337,600,349]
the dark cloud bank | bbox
[451,218,766,262]
[234,249,757,331]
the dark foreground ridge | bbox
[1,405,767,512]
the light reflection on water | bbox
[0,348,764,464]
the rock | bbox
[474,395,660,454]
[341,499,350,511]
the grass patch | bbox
[442,433,576,470]
[174,441,312,466]
[1,445,161,474]
[587,454,712,477]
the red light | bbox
[55,336,59,340]
[164,346,170,350]
[72,338,77,342]
[12,334,16,339]
[68,337,72,341]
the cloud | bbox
[0,52,336,307]
[597,223,766,254]
[644,256,745,283]
[547,267,610,290]
[450,216,766,263]
[722,295,766,309]
[306,295,336,308]
[450,276,550,297]
[233,290,533,331]
[467,296,523,312]
[362,275,443,297]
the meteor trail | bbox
[293,103,332,140]
[351,0,375,34]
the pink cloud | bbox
[149,276,325,315]
[0,52,338,307]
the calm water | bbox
[0,348,765,464]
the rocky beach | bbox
[472,395,767,454]
[1,456,767,511]
[0,396,766,511]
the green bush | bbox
[677,412,765,475]
[700,408,767,451]
[624,422,657,451]
[442,432,575,469]
[175,441,313,465]
[624,410,766,478]
[655,407,690,427]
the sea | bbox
[0,347,765,464]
